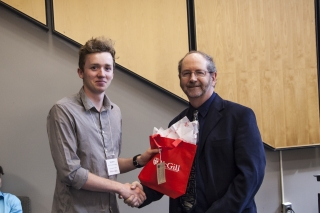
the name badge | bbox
[106,158,120,176]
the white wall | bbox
[0,4,319,213]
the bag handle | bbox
[152,138,182,148]
[172,139,183,147]
[152,139,162,148]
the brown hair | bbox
[78,37,116,71]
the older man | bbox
[127,51,266,213]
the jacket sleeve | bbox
[138,185,164,208]
[207,108,266,213]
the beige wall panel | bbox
[236,71,261,124]
[307,70,320,144]
[216,72,237,103]
[279,0,294,71]
[53,0,189,100]
[1,0,46,24]
[303,0,318,69]
[195,0,320,148]
[272,68,287,148]
[283,68,306,147]
[261,70,287,147]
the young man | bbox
[47,37,157,213]
[0,166,22,213]
[126,51,266,212]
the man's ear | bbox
[77,68,84,79]
[212,72,217,87]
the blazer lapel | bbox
[198,94,224,155]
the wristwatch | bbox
[133,154,143,168]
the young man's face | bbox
[0,174,2,188]
[78,52,114,97]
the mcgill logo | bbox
[153,157,180,172]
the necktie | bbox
[180,110,198,212]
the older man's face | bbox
[179,53,217,104]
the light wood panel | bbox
[1,0,46,24]
[52,0,189,100]
[195,0,320,148]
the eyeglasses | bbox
[180,70,212,78]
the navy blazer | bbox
[140,94,266,213]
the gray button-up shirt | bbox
[47,88,122,213]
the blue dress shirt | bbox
[0,191,22,213]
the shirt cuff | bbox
[72,167,88,189]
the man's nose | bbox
[189,72,197,81]
[97,68,106,77]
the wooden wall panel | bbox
[52,0,189,100]
[1,0,46,24]
[195,0,320,148]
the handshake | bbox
[119,181,145,208]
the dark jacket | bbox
[140,94,266,213]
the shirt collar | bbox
[0,191,3,198]
[79,87,113,112]
[189,92,216,118]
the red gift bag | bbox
[138,134,197,199]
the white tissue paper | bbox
[152,116,198,144]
